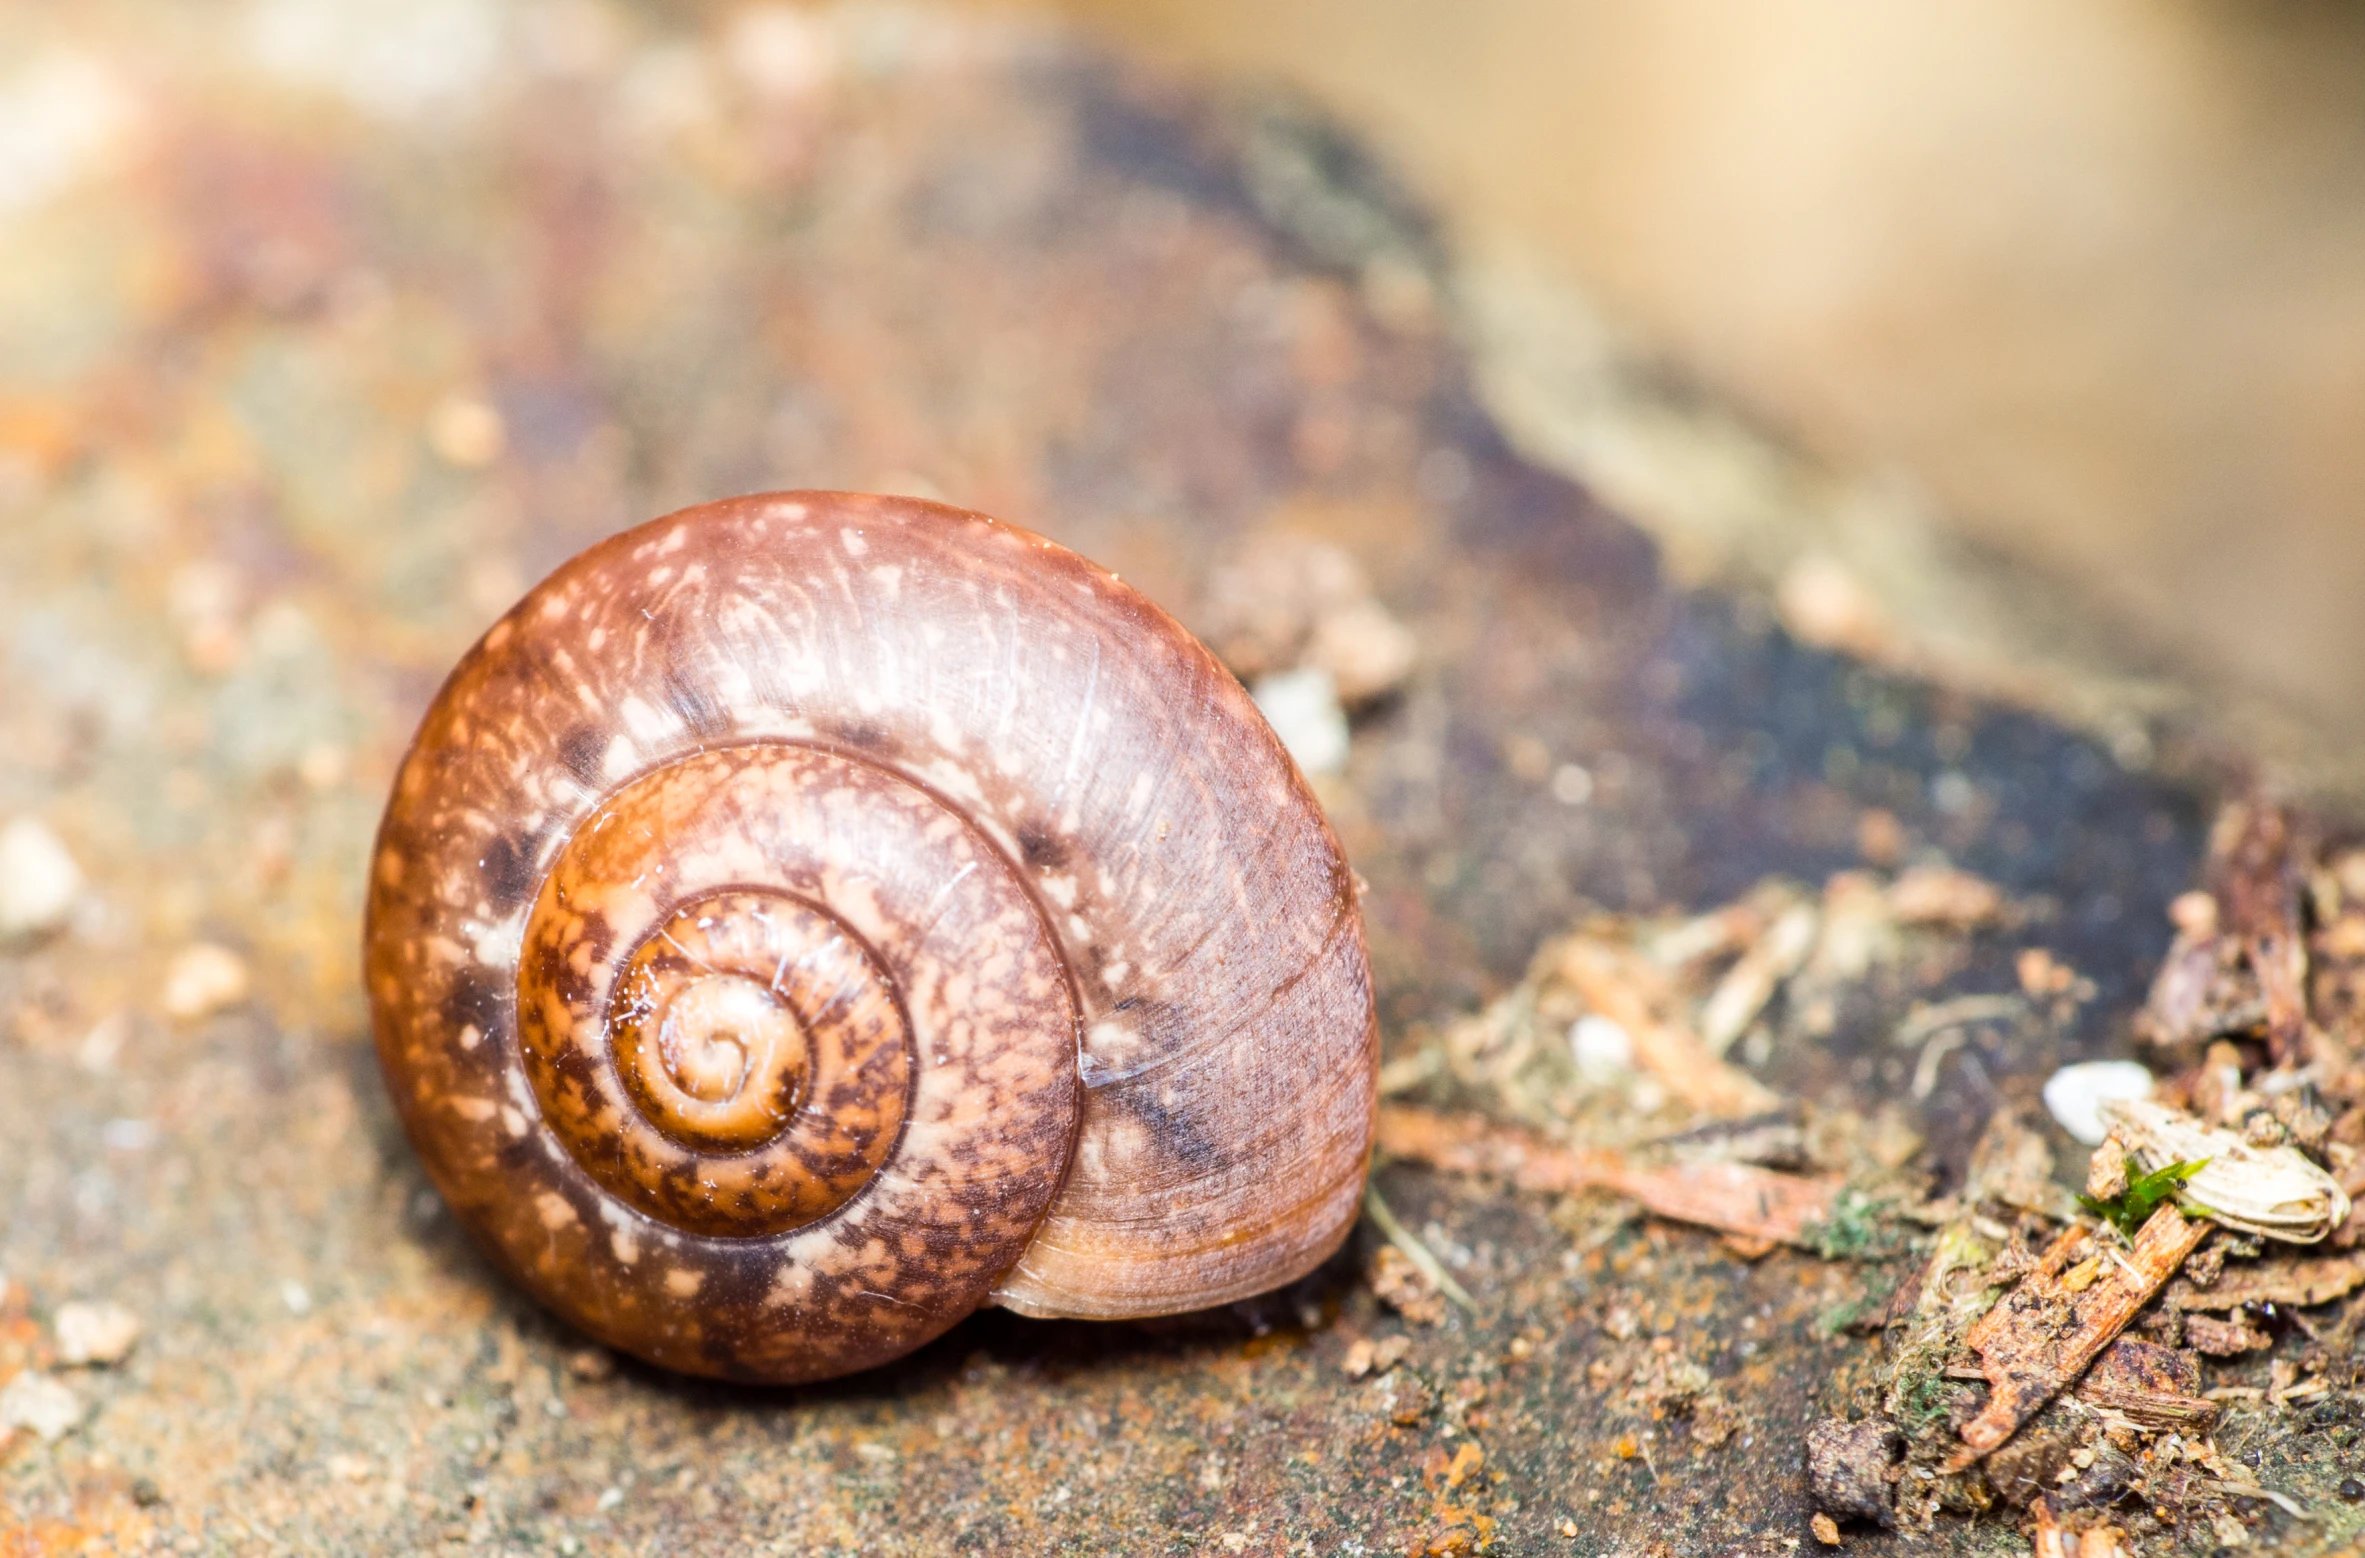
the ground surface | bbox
[0,4,2312,1555]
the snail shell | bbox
[364,492,1377,1383]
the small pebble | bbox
[567,1346,616,1381]
[1306,598,1416,705]
[2042,1060,2155,1145]
[0,1371,83,1440]
[161,943,251,1021]
[1251,667,1350,779]
[1339,1334,1411,1379]
[2342,1478,2365,1502]
[427,392,506,468]
[1810,1510,1842,1546]
[1569,1015,1634,1080]
[0,816,84,940]
[53,1300,141,1366]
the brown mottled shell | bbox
[364,492,1377,1383]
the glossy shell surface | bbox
[364,492,1377,1381]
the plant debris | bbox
[2076,1154,2207,1239]
[2100,1097,2349,1242]
[1381,798,2365,1551]
[1780,796,2365,1549]
[2070,1337,2214,1430]
[1375,1104,1845,1249]
[2167,1250,2365,1311]
[1950,1206,2210,1465]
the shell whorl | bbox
[364,492,1377,1383]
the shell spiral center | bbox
[516,776,920,1239]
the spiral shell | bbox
[365,492,1377,1382]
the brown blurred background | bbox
[978,0,2365,794]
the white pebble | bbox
[1569,1015,1634,1080]
[161,942,250,1020]
[0,1371,82,1440]
[1252,667,1351,778]
[2043,1059,2155,1145]
[52,1300,140,1366]
[0,817,83,940]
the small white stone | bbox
[1569,1015,1634,1080]
[280,1279,312,1316]
[2042,1059,2155,1144]
[52,1300,140,1366]
[0,817,83,940]
[0,1371,82,1440]
[1251,667,1351,778]
[1307,598,1417,705]
[161,943,250,1021]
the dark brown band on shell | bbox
[365,492,1377,1382]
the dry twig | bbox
[1375,1105,1840,1249]
[1948,1206,2209,1468]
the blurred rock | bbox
[160,944,250,1022]
[2043,1061,2155,1146]
[0,817,83,941]
[0,1372,81,1440]
[52,1299,140,1366]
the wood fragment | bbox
[1697,899,1820,1057]
[2211,801,2309,1066]
[1374,1105,1841,1248]
[2182,1313,2271,1356]
[2167,1250,2365,1311]
[1551,939,1780,1116]
[2139,799,2309,1064]
[1948,1205,2208,1468]
[1962,1106,2079,1223]
[2072,1337,2216,1429]
[1886,865,2006,930]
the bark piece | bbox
[2167,1249,2365,1311]
[1375,1105,1841,1248]
[2072,1337,2216,1429]
[1985,1421,2080,1509]
[1962,1106,2079,1222]
[1805,1416,1899,1527]
[1948,1205,2208,1467]
[2182,1313,2272,1355]
[2137,800,2307,1064]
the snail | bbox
[365,491,1378,1383]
